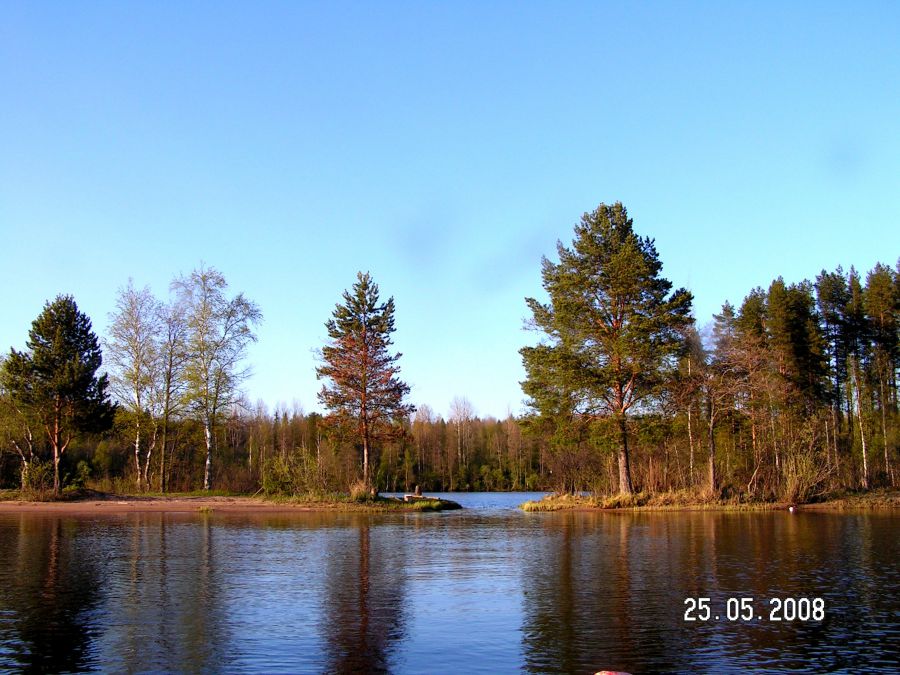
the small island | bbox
[0,489,462,514]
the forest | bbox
[1,203,897,503]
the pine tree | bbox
[766,278,827,406]
[846,267,870,487]
[1,295,115,494]
[520,202,693,494]
[316,272,415,490]
[864,263,898,485]
[815,268,850,421]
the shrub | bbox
[781,451,832,504]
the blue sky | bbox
[2,2,898,419]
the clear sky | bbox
[2,2,898,420]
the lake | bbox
[0,492,897,673]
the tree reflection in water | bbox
[0,515,102,672]
[521,513,695,674]
[320,515,407,673]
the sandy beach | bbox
[0,495,351,515]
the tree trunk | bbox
[52,399,61,496]
[203,418,213,491]
[159,412,169,493]
[852,363,869,489]
[880,378,893,486]
[687,406,695,485]
[363,435,370,488]
[134,419,142,491]
[141,425,156,491]
[707,410,717,495]
[617,413,633,494]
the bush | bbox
[70,460,92,489]
[22,460,54,497]
[261,453,322,496]
[349,479,375,502]
[781,452,832,504]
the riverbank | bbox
[520,488,900,512]
[0,490,462,514]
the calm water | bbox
[0,493,897,674]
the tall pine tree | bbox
[520,202,693,494]
[317,272,415,490]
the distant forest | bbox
[1,203,897,501]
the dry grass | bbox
[802,488,900,510]
[518,488,891,512]
[265,492,462,512]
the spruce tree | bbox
[317,272,415,490]
[1,295,115,494]
[520,202,693,494]
[766,279,827,406]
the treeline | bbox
[93,401,547,494]
[0,268,547,495]
[519,203,897,502]
[527,262,898,501]
[1,204,897,501]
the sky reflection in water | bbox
[0,494,897,673]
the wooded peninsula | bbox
[2,202,897,509]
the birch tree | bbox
[153,298,189,492]
[174,266,261,491]
[0,361,39,488]
[106,280,161,491]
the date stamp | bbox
[684,597,825,622]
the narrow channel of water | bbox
[0,494,896,673]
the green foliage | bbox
[71,460,92,489]
[316,272,415,486]
[1,295,115,493]
[173,266,261,490]
[260,453,321,496]
[22,460,53,495]
[521,202,693,494]
[766,278,827,404]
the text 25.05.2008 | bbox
[684,597,825,622]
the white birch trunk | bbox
[204,419,213,491]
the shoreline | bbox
[519,489,900,513]
[0,493,461,514]
[0,490,896,515]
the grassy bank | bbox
[520,488,900,512]
[0,488,463,512]
[264,493,463,512]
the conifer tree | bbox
[815,268,851,439]
[766,279,827,406]
[1,295,115,494]
[864,263,898,485]
[316,272,415,489]
[520,202,693,494]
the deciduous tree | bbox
[106,280,161,490]
[174,266,261,491]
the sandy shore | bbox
[0,495,370,514]
[0,491,464,514]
